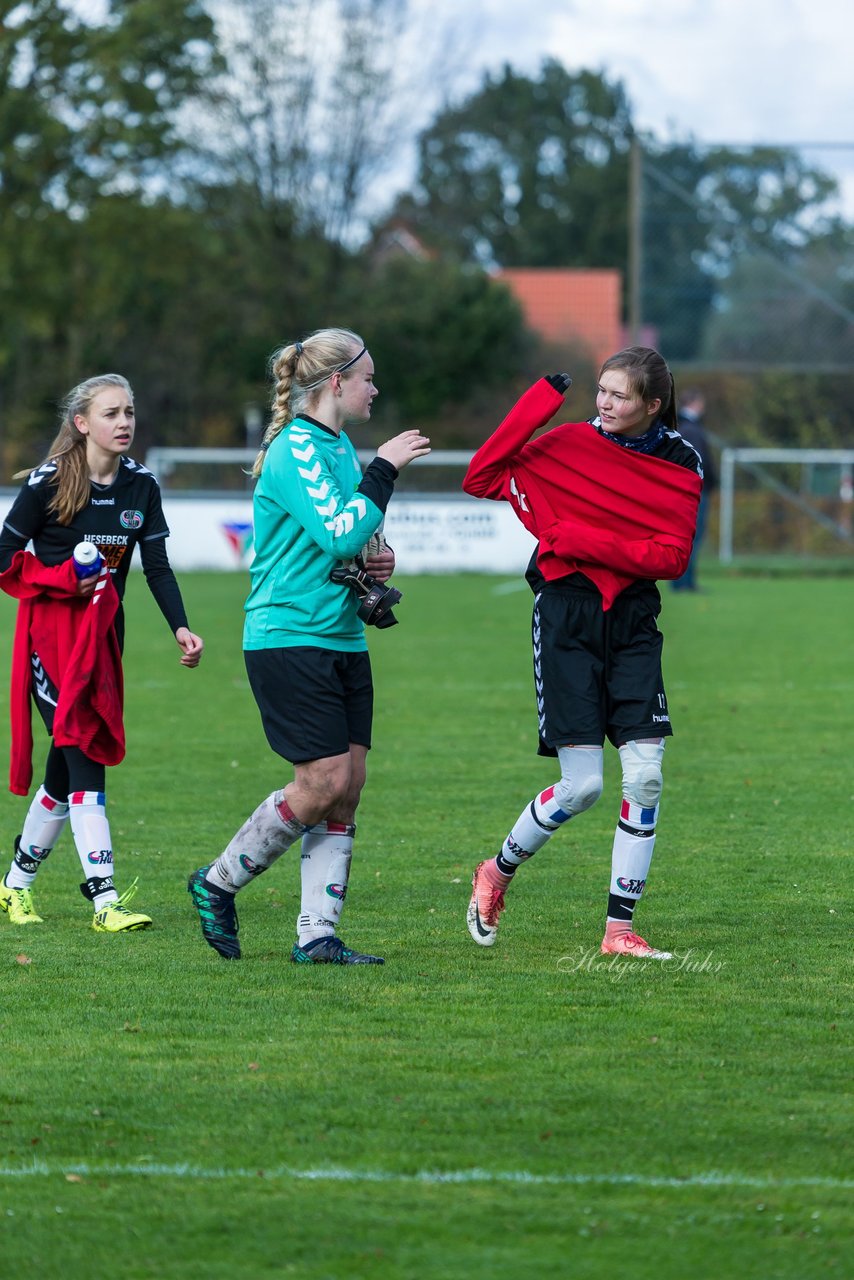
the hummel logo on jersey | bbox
[509,475,529,512]
[92,498,115,505]
[27,462,57,487]
[121,457,154,477]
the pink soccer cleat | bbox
[600,926,672,960]
[466,860,510,947]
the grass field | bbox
[0,567,851,1279]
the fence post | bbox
[719,448,735,563]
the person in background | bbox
[462,347,701,959]
[671,389,715,591]
[188,327,430,964]
[0,374,203,932]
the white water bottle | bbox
[72,542,103,579]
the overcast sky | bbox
[412,0,854,213]
[67,0,854,214]
[423,0,850,144]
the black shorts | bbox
[533,581,672,754]
[31,652,59,734]
[244,646,373,765]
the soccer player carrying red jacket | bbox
[0,374,203,933]
[464,346,702,959]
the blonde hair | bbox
[251,327,365,478]
[14,374,133,525]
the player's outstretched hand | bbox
[376,429,431,472]
[175,627,204,668]
[545,372,572,393]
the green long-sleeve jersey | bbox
[244,415,397,652]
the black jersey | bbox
[0,456,187,636]
[636,424,704,478]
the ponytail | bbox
[252,327,365,478]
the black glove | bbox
[330,563,402,628]
[545,372,572,394]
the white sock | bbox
[207,791,308,893]
[69,789,117,910]
[6,787,69,889]
[495,786,571,873]
[297,822,354,946]
[495,747,603,876]
[607,798,658,923]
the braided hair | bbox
[251,327,366,478]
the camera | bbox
[330,562,402,628]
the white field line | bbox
[0,1163,850,1191]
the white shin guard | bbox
[298,822,355,944]
[498,746,604,869]
[608,741,665,915]
[208,791,306,893]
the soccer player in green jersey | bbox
[189,328,429,963]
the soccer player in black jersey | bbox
[0,373,203,932]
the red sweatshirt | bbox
[463,380,702,610]
[0,551,125,795]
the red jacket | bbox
[0,551,125,795]
[463,380,702,610]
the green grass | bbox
[0,570,851,1279]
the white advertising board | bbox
[0,492,536,574]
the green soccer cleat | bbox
[291,935,384,965]
[91,878,152,933]
[0,877,44,925]
[187,866,240,959]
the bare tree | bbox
[194,0,465,245]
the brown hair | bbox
[251,327,365,478]
[14,374,133,525]
[599,346,677,430]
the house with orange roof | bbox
[496,268,623,367]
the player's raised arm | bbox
[462,374,571,500]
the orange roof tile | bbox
[497,268,623,367]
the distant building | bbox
[496,268,623,367]
[370,223,627,366]
[370,221,436,266]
